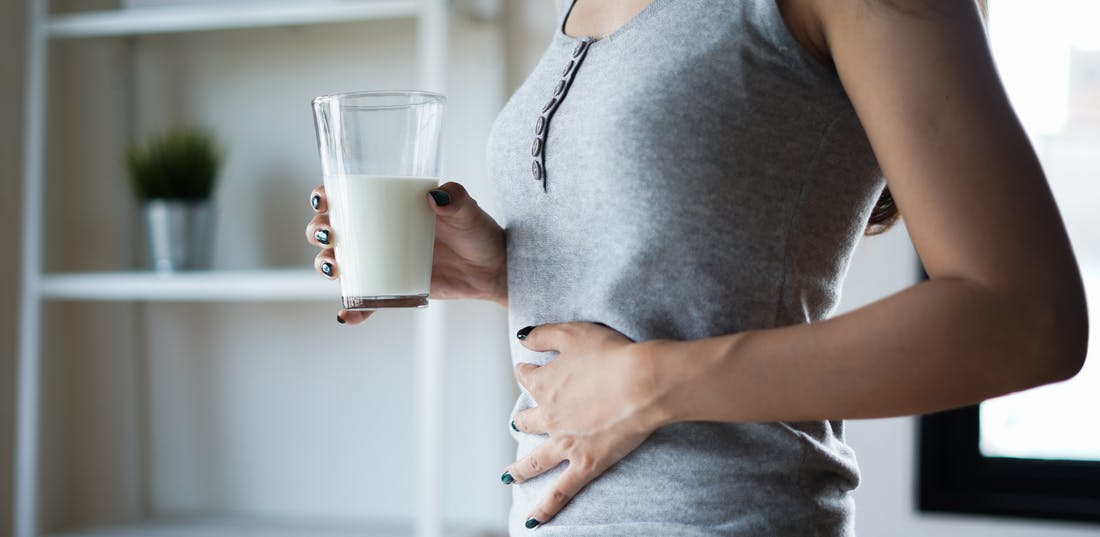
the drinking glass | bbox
[311,90,445,309]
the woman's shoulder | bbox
[783,0,980,65]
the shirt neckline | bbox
[556,0,671,46]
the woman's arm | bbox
[647,0,1088,425]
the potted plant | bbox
[125,127,223,272]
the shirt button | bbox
[531,160,543,181]
[561,60,575,77]
[535,116,546,135]
[531,138,543,157]
[553,80,566,96]
[542,98,557,114]
[572,41,588,58]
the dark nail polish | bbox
[310,194,321,210]
[336,314,346,325]
[501,472,514,485]
[516,326,535,340]
[321,262,333,277]
[525,518,540,529]
[315,229,330,245]
[511,419,519,432]
[429,189,451,206]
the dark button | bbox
[561,60,575,77]
[542,98,557,113]
[535,116,545,135]
[531,160,543,181]
[531,137,542,157]
[553,80,566,96]
[572,41,588,58]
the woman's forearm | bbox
[645,276,1088,426]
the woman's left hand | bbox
[504,322,670,528]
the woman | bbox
[306,0,1089,534]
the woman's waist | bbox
[508,421,858,534]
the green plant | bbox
[125,127,222,200]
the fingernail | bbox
[310,193,321,210]
[511,419,519,432]
[321,262,334,277]
[501,472,514,485]
[315,229,330,245]
[429,189,451,206]
[525,518,540,529]
[516,326,535,340]
[336,314,346,325]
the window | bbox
[918,1,1100,524]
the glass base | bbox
[343,294,428,310]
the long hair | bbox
[864,185,898,235]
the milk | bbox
[323,174,438,307]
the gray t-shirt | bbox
[486,1,885,535]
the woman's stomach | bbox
[505,389,859,536]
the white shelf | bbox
[46,1,423,39]
[47,517,501,537]
[39,269,338,302]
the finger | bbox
[525,465,592,529]
[503,438,567,484]
[512,407,548,435]
[519,322,629,355]
[336,309,373,325]
[306,214,333,247]
[516,322,573,353]
[309,185,327,213]
[313,249,337,279]
[428,182,484,231]
[513,362,542,395]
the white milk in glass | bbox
[323,174,438,305]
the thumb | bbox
[428,181,483,230]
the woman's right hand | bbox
[305,181,507,325]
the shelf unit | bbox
[16,2,452,537]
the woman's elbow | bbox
[1032,285,1089,385]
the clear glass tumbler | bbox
[311,90,445,309]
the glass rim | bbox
[311,90,446,109]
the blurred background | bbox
[0,1,1096,537]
